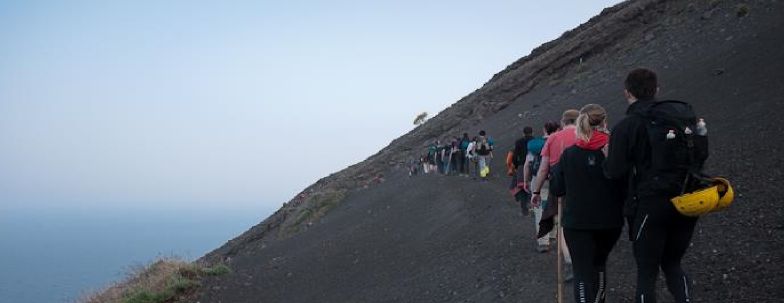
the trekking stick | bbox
[556,198,564,303]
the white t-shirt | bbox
[466,142,476,158]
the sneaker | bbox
[536,244,550,253]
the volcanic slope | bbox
[199,0,784,302]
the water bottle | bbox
[697,118,708,136]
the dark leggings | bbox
[563,227,622,303]
[632,201,698,303]
[515,191,530,216]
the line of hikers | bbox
[414,131,495,180]
[506,68,715,303]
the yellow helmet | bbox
[670,177,735,217]
[713,177,735,211]
[480,166,490,178]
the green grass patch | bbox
[83,257,231,303]
[281,190,346,237]
[200,264,232,276]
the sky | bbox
[0,0,621,215]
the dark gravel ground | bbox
[201,172,570,302]
[196,1,784,302]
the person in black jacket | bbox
[513,126,534,168]
[509,126,534,216]
[551,104,624,303]
[604,68,698,303]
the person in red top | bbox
[530,108,580,281]
[530,109,580,205]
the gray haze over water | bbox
[0,208,272,303]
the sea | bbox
[0,207,273,303]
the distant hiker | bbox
[449,137,462,174]
[466,136,478,177]
[420,155,430,174]
[531,109,580,281]
[436,141,446,174]
[523,121,560,252]
[443,140,455,175]
[513,127,534,169]
[459,133,471,176]
[604,68,709,303]
[486,132,496,166]
[443,140,453,175]
[427,141,439,173]
[550,104,624,303]
[476,130,493,180]
[508,126,534,216]
[409,157,419,176]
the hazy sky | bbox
[0,0,620,215]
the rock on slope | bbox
[199,0,784,302]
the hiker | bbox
[443,139,454,175]
[459,133,471,176]
[476,130,493,180]
[486,132,496,166]
[508,126,534,216]
[409,157,419,176]
[466,136,478,177]
[442,141,453,175]
[604,68,708,303]
[450,139,460,175]
[550,104,624,303]
[530,109,580,280]
[436,141,446,174]
[523,121,560,252]
[428,141,439,173]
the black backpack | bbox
[513,138,529,167]
[527,137,545,177]
[475,141,488,156]
[530,153,543,177]
[637,100,709,196]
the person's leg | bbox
[661,216,698,303]
[633,209,668,303]
[592,228,622,303]
[532,203,550,247]
[558,199,573,266]
[441,157,447,174]
[560,225,574,282]
[561,226,573,264]
[540,180,557,240]
[516,191,530,216]
[458,151,465,174]
[456,152,462,174]
[564,228,599,303]
[478,156,487,178]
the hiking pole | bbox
[556,198,564,303]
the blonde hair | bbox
[576,104,607,141]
